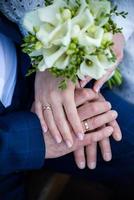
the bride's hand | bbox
[79,33,125,92]
[34,70,86,148]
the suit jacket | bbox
[0,12,45,176]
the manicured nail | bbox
[79,162,85,169]
[116,134,122,141]
[77,132,84,141]
[56,136,62,144]
[103,153,112,161]
[107,102,112,109]
[88,162,96,169]
[81,82,86,88]
[66,140,73,148]
[94,87,100,93]
[112,111,118,118]
[43,126,48,133]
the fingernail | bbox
[80,83,84,88]
[103,153,112,161]
[66,140,73,148]
[56,136,62,144]
[116,134,122,141]
[107,102,112,109]
[79,162,85,169]
[77,132,84,141]
[94,87,100,93]
[112,110,118,118]
[43,126,48,133]
[88,162,96,169]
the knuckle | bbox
[82,89,90,99]
[49,90,57,100]
[62,87,73,97]
[63,93,73,103]
[91,104,98,113]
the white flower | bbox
[36,20,71,47]
[79,26,104,47]
[87,0,111,27]
[72,8,94,33]
[54,54,70,69]
[78,55,110,80]
[38,0,67,25]
[23,10,41,34]
[45,46,67,67]
[23,0,116,83]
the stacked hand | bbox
[32,88,122,168]
[73,91,121,169]
[33,33,124,169]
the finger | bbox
[109,120,122,141]
[99,138,112,162]
[80,77,92,88]
[77,126,113,148]
[43,104,62,144]
[93,69,114,93]
[82,110,118,132]
[78,101,111,122]
[63,96,84,140]
[112,33,124,60]
[75,88,98,107]
[51,101,74,148]
[86,143,97,169]
[35,101,48,133]
[74,148,86,169]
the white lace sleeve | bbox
[0,0,45,35]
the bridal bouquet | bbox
[22,0,127,89]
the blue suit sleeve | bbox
[0,111,45,175]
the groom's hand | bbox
[74,93,122,169]
[43,88,116,159]
[45,126,113,158]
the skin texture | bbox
[74,93,121,170]
[34,33,124,149]
[35,70,84,148]
[32,89,122,165]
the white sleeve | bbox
[0,0,45,35]
[112,0,134,41]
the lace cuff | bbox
[0,0,45,35]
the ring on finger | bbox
[83,120,90,132]
[42,104,52,111]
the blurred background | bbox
[26,169,134,200]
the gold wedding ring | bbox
[83,120,90,132]
[42,104,52,111]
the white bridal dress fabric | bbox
[112,0,134,103]
[0,33,17,107]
